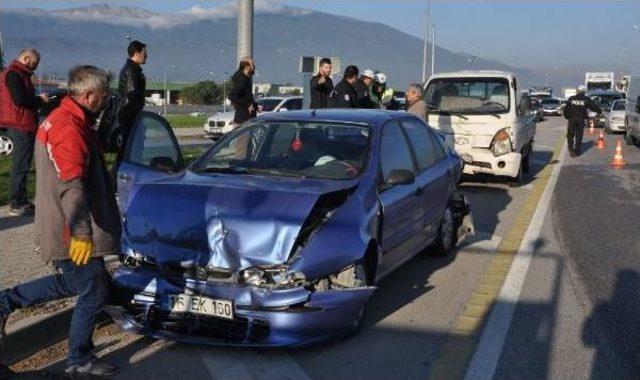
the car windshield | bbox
[193,122,370,180]
[612,101,625,111]
[424,77,511,115]
[541,99,560,105]
[591,94,624,109]
[257,99,282,112]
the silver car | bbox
[606,100,626,133]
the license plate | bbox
[167,294,234,320]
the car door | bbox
[377,121,426,276]
[401,118,453,246]
[281,98,303,111]
[117,111,183,212]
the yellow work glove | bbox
[68,236,94,266]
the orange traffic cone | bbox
[596,131,605,149]
[611,140,627,168]
[588,120,595,136]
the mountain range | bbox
[2,3,561,90]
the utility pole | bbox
[431,24,436,76]
[237,0,254,64]
[163,66,167,116]
[421,2,431,83]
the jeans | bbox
[7,129,35,209]
[567,119,585,152]
[0,258,109,365]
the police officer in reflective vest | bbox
[563,85,601,157]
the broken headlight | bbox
[240,267,306,288]
[491,128,513,157]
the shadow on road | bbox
[582,269,640,378]
[0,215,33,231]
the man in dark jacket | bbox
[113,40,147,171]
[353,69,376,109]
[0,66,120,378]
[309,57,333,109]
[563,85,601,157]
[0,48,50,216]
[328,65,359,109]
[228,57,257,124]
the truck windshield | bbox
[424,77,511,115]
[587,82,611,91]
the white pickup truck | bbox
[424,70,537,186]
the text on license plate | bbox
[168,294,234,320]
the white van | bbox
[624,75,640,146]
[424,71,536,186]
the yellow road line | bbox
[428,137,565,380]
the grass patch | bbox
[0,148,206,206]
[165,114,208,129]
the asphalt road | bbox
[11,116,639,379]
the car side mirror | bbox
[149,156,178,173]
[386,169,415,186]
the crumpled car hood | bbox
[124,173,355,272]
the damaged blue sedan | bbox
[108,109,472,347]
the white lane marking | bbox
[198,348,311,380]
[463,142,567,380]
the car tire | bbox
[626,128,636,146]
[428,205,456,257]
[111,128,124,151]
[345,262,370,338]
[522,145,531,174]
[0,134,14,157]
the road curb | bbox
[3,306,74,364]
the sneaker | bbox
[64,357,119,377]
[7,205,32,217]
[569,151,576,157]
[574,149,581,156]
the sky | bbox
[2,0,639,70]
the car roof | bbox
[258,96,303,101]
[429,70,516,80]
[256,109,407,126]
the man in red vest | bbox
[0,48,50,216]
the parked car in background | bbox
[424,71,536,186]
[109,109,472,347]
[540,98,562,116]
[204,96,303,140]
[531,98,544,122]
[605,100,626,134]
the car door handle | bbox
[118,173,132,182]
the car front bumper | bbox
[459,148,521,178]
[106,267,376,347]
[608,121,626,131]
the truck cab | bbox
[424,71,536,186]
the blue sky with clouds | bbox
[3,1,639,69]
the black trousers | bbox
[8,129,35,208]
[567,119,585,152]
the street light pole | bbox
[223,71,229,112]
[237,0,254,64]
[163,66,167,116]
[421,2,431,83]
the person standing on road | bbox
[406,83,428,122]
[0,66,121,379]
[0,48,50,216]
[327,65,359,109]
[228,57,258,124]
[563,84,601,157]
[113,40,147,173]
[309,57,334,109]
[353,69,376,109]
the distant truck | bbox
[562,88,577,99]
[529,86,553,100]
[585,72,614,91]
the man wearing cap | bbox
[353,69,376,109]
[563,85,601,157]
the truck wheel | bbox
[508,161,524,188]
[0,134,14,157]
[111,129,124,151]
[522,146,531,174]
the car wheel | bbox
[111,129,123,151]
[522,146,531,174]
[626,128,636,146]
[428,205,456,257]
[605,127,612,135]
[345,262,370,338]
[0,134,14,157]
